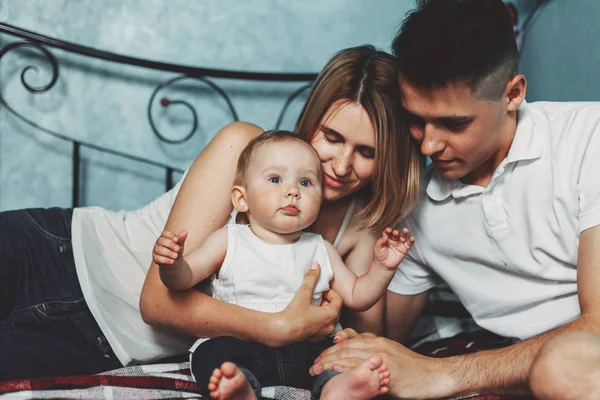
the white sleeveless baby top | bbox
[190,224,334,349]
[213,224,333,312]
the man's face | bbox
[400,78,514,185]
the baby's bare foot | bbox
[320,356,390,400]
[207,362,257,400]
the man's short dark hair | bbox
[392,0,518,100]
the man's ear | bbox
[505,74,527,112]
[232,185,249,212]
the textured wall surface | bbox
[514,0,600,102]
[0,0,412,211]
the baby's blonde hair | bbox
[234,130,322,186]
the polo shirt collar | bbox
[425,167,452,201]
[505,100,542,164]
[426,100,543,201]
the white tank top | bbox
[72,172,197,366]
[71,171,355,365]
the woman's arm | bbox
[385,290,429,344]
[139,122,342,346]
[142,260,342,346]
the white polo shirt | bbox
[389,101,600,340]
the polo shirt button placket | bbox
[482,191,509,233]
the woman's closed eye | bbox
[358,147,375,159]
[319,126,343,144]
[323,133,341,144]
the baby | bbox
[153,130,414,400]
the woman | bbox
[0,45,422,381]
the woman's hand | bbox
[273,263,343,346]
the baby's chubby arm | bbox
[153,226,228,291]
[327,228,414,311]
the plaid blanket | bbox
[0,330,529,400]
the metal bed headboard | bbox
[0,22,317,207]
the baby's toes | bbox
[379,386,390,395]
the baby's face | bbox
[243,140,323,234]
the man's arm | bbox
[312,225,600,398]
[437,224,600,397]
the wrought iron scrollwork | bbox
[147,75,239,144]
[0,22,318,206]
[0,40,65,139]
[0,40,59,94]
[0,38,185,170]
[0,38,186,206]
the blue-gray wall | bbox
[0,0,413,211]
[515,0,600,101]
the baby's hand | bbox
[332,328,377,344]
[373,227,415,270]
[153,229,188,270]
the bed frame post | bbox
[72,141,80,208]
[166,167,174,192]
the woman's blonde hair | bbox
[295,45,422,233]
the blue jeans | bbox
[191,336,339,399]
[0,208,122,381]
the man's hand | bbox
[310,333,456,399]
[373,227,415,270]
[273,262,343,346]
[153,229,188,270]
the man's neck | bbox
[461,112,518,188]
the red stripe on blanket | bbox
[0,373,197,394]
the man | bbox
[309,0,600,399]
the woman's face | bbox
[310,101,376,202]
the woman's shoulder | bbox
[350,195,368,213]
[333,196,377,255]
[347,201,375,239]
[219,121,264,141]
[207,121,264,157]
